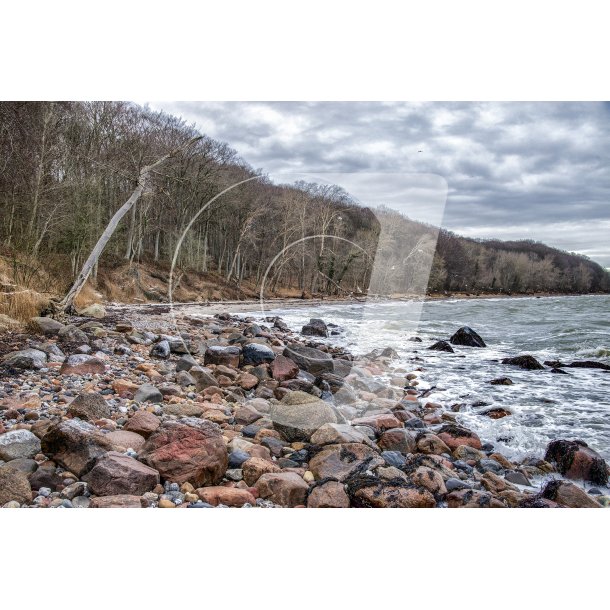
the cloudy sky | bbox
[150,102,610,267]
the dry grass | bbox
[0,288,50,325]
[73,283,104,310]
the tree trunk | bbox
[58,136,202,313]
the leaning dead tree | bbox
[58,136,202,314]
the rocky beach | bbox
[0,305,608,509]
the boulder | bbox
[83,452,159,496]
[352,483,436,508]
[105,430,146,452]
[310,423,372,446]
[242,457,281,486]
[540,479,602,508]
[307,481,350,508]
[437,425,482,451]
[270,355,300,382]
[123,410,161,438]
[302,318,328,337]
[446,489,505,508]
[0,429,41,461]
[566,360,610,371]
[150,340,171,359]
[1,348,47,370]
[411,466,447,496]
[67,392,112,422]
[58,324,89,345]
[416,433,451,455]
[241,343,275,366]
[176,355,199,372]
[501,355,544,370]
[255,472,309,507]
[544,439,608,486]
[77,303,106,319]
[190,366,218,391]
[0,465,32,506]
[134,383,164,404]
[283,344,333,375]
[449,326,486,347]
[204,345,241,367]
[378,428,417,454]
[270,390,338,442]
[30,316,65,335]
[40,419,113,477]
[490,377,513,386]
[428,341,454,353]
[309,443,383,481]
[140,420,227,486]
[60,354,105,375]
[196,486,256,507]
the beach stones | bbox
[67,392,112,422]
[60,354,106,375]
[134,383,163,404]
[150,339,171,359]
[446,489,505,508]
[310,423,372,446]
[139,420,227,486]
[490,377,513,385]
[196,486,256,507]
[501,355,544,370]
[309,443,383,481]
[30,317,65,335]
[377,428,417,454]
[307,481,350,508]
[1,348,47,370]
[40,419,114,477]
[540,479,602,508]
[83,452,159,496]
[428,341,454,353]
[437,424,482,451]
[241,343,275,366]
[0,429,41,461]
[255,471,309,507]
[283,344,333,375]
[123,410,160,438]
[270,390,337,442]
[89,495,143,508]
[450,326,486,347]
[242,457,281,486]
[270,355,299,381]
[544,439,608,485]
[205,345,242,367]
[0,465,32,506]
[351,482,436,508]
[301,318,328,337]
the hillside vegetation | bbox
[1,101,608,320]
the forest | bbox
[1,100,608,314]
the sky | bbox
[149,102,610,267]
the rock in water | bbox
[83,452,159,496]
[40,419,114,477]
[540,479,602,508]
[283,344,333,375]
[301,318,328,337]
[0,429,41,461]
[67,392,112,422]
[449,326,486,347]
[139,420,227,486]
[501,355,544,370]
[1,348,47,370]
[241,343,275,366]
[566,360,610,371]
[0,466,32,506]
[544,439,609,486]
[270,390,337,442]
[428,341,455,353]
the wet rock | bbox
[307,481,350,508]
[480,407,512,419]
[480,471,518,495]
[302,318,328,337]
[241,343,275,366]
[140,420,228,486]
[351,414,401,433]
[41,419,113,477]
[255,472,309,507]
[270,355,299,382]
[445,477,471,492]
[544,439,608,486]
[309,443,383,481]
[411,466,447,496]
[566,360,610,371]
[310,423,372,446]
[123,410,160,438]
[30,317,65,335]
[416,433,451,455]
[352,483,436,508]
[437,424,482,451]
[204,345,241,368]
[490,377,513,385]
[228,450,250,469]
[504,471,532,486]
[196,486,256,507]
[60,354,105,375]
[452,444,485,462]
[283,344,333,375]
[270,390,337,442]
[0,429,41,461]
[84,451,159,496]
[150,340,171,359]
[550,368,568,374]
[381,451,406,468]
[540,479,602,508]
[446,489,505,508]
[428,341,454,353]
[501,355,544,370]
[450,326,486,348]
[90,494,143,508]
[0,465,32,506]
[1,348,47,370]
[378,428,417,454]
[134,383,163,404]
[67,392,112,422]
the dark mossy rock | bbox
[544,439,609,486]
[449,326,486,347]
[428,340,454,353]
[501,355,544,370]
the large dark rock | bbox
[150,339,171,359]
[449,326,486,347]
[40,420,113,477]
[566,360,610,371]
[501,355,544,370]
[1,348,47,370]
[428,340,454,353]
[241,343,275,366]
[67,392,112,422]
[283,344,333,375]
[544,439,608,485]
[540,479,602,508]
[204,345,241,367]
[302,318,328,337]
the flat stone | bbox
[89,494,143,508]
[67,392,112,422]
[84,451,159,496]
